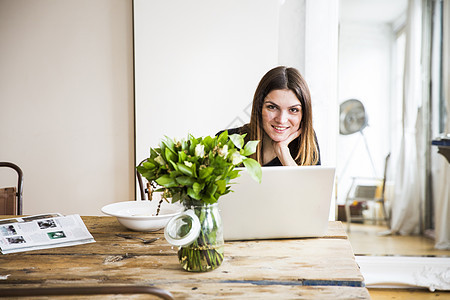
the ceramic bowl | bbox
[101,200,184,231]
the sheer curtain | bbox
[390,0,424,235]
[434,0,450,250]
[391,0,450,247]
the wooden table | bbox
[0,216,369,299]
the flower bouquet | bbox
[137,130,261,271]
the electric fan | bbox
[339,99,368,135]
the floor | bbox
[346,222,450,299]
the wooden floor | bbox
[346,222,450,300]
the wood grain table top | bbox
[0,216,369,299]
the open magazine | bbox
[0,213,95,254]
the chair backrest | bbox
[0,162,23,215]
[354,185,378,198]
[0,187,17,215]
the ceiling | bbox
[340,0,408,24]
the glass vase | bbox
[177,203,224,272]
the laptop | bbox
[219,166,335,241]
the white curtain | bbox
[434,0,450,250]
[390,0,424,235]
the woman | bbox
[220,66,320,166]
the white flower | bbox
[154,155,166,166]
[184,161,193,168]
[230,151,243,165]
[218,145,228,158]
[195,144,205,158]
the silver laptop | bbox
[219,166,335,241]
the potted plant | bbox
[137,131,262,272]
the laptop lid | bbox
[219,166,335,241]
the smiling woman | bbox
[218,66,321,167]
[261,89,303,165]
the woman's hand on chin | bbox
[272,130,301,166]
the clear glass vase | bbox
[175,203,224,272]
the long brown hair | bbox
[242,66,319,165]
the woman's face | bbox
[261,89,302,142]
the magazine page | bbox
[0,214,95,254]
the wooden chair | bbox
[345,154,391,231]
[0,285,174,299]
[0,162,23,215]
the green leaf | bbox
[177,163,194,177]
[169,170,183,178]
[223,186,232,194]
[136,165,147,175]
[229,134,244,149]
[159,142,166,158]
[178,150,187,163]
[172,192,181,202]
[242,140,259,156]
[215,179,226,194]
[181,140,189,152]
[175,176,195,186]
[192,182,204,195]
[191,163,198,178]
[199,166,214,179]
[217,130,228,145]
[141,171,156,181]
[154,155,166,166]
[188,133,195,141]
[163,136,175,152]
[150,148,159,159]
[243,158,262,184]
[206,183,218,197]
[165,147,177,164]
[142,161,156,169]
[202,136,214,151]
[227,169,241,179]
[187,187,201,200]
[155,175,178,187]
[168,160,178,171]
[189,138,198,155]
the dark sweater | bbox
[216,126,321,166]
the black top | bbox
[216,126,321,166]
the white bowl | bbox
[101,200,184,231]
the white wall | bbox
[0,0,134,215]
[337,21,394,203]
